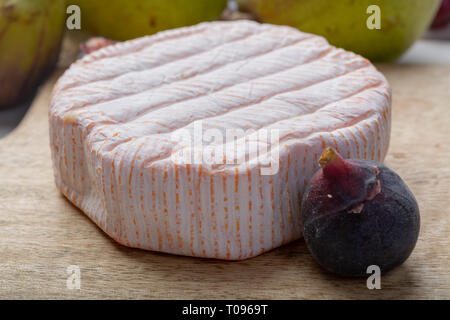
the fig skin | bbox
[79,37,117,57]
[301,148,420,277]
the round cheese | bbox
[49,21,391,260]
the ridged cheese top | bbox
[50,20,390,173]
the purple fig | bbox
[301,147,420,277]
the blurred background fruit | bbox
[431,0,450,29]
[0,0,65,107]
[72,0,228,41]
[79,37,116,56]
[238,0,441,61]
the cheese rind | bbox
[49,21,391,260]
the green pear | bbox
[72,0,228,41]
[238,0,441,61]
[0,0,65,107]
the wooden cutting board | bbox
[0,64,449,299]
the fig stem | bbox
[319,147,337,168]
[319,147,347,180]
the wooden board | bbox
[0,64,449,299]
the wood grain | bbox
[0,64,449,299]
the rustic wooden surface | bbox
[0,64,449,300]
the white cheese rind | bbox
[49,21,391,260]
